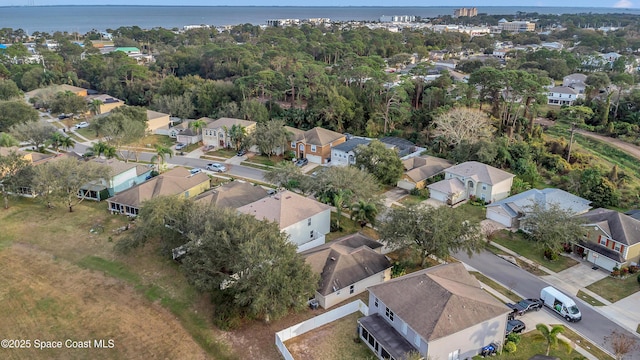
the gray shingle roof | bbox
[486,188,592,216]
[332,138,371,152]
[580,208,640,246]
[445,161,514,185]
[368,263,511,341]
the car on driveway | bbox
[507,298,543,317]
[295,158,309,167]
[75,121,89,129]
[505,319,526,336]
[206,163,227,172]
[175,142,187,150]
[236,148,247,157]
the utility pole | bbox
[567,122,577,162]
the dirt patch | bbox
[0,244,207,360]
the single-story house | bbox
[85,94,125,114]
[358,262,511,360]
[78,158,152,201]
[575,208,640,272]
[146,110,172,135]
[302,233,392,309]
[237,190,331,252]
[330,138,371,167]
[107,167,210,216]
[486,188,592,228]
[397,155,453,190]
[25,84,88,102]
[175,127,201,145]
[193,180,268,209]
[427,161,514,205]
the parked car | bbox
[206,163,227,172]
[295,158,309,167]
[505,319,526,336]
[480,343,498,357]
[58,113,71,119]
[75,121,89,129]
[189,168,202,175]
[507,298,543,317]
[175,142,187,150]
[236,148,247,157]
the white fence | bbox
[275,300,369,360]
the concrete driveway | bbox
[382,188,407,207]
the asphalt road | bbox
[454,249,640,359]
[70,144,267,183]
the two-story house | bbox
[547,86,583,106]
[330,138,371,167]
[358,262,511,360]
[107,167,210,216]
[562,73,587,95]
[302,233,392,309]
[290,127,346,164]
[202,117,257,149]
[237,190,331,252]
[576,208,640,272]
[78,158,152,201]
[146,109,172,135]
[427,161,514,205]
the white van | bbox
[540,286,582,322]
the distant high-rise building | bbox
[379,15,416,23]
[454,8,478,17]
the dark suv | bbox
[507,298,543,317]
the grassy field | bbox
[0,198,234,360]
[471,331,583,360]
[586,273,640,303]
[490,230,579,273]
[285,312,375,360]
[454,203,486,223]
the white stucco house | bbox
[302,233,391,309]
[485,188,592,228]
[427,161,514,205]
[330,138,371,166]
[547,86,583,106]
[358,263,511,360]
[237,190,331,252]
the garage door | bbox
[588,251,618,272]
[429,189,448,203]
[486,207,513,228]
[306,154,322,164]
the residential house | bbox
[194,181,268,209]
[202,117,257,149]
[547,86,583,106]
[302,233,392,309]
[78,158,152,201]
[485,188,592,228]
[167,122,189,138]
[85,94,124,114]
[146,110,172,135]
[175,127,202,145]
[427,161,514,205]
[330,138,371,167]
[25,84,88,104]
[379,137,417,158]
[358,262,511,360]
[290,127,346,164]
[237,190,331,252]
[0,147,58,197]
[107,167,210,216]
[562,73,587,94]
[575,208,640,272]
[397,155,453,190]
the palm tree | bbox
[350,199,378,228]
[332,189,351,230]
[89,99,104,116]
[228,124,247,151]
[91,141,116,159]
[188,119,206,142]
[48,132,65,153]
[532,323,572,356]
[0,133,19,147]
[59,136,75,152]
[150,144,173,172]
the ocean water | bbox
[1,6,639,34]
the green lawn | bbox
[490,230,579,273]
[454,203,486,223]
[585,273,640,303]
[470,271,522,302]
[397,194,425,206]
[209,148,237,158]
[561,326,615,360]
[576,290,606,307]
[326,212,378,242]
[472,331,584,360]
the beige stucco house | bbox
[397,155,453,190]
[302,233,392,309]
[358,263,511,360]
[427,161,514,205]
[146,110,172,135]
[237,190,331,252]
[107,167,210,216]
[576,208,640,272]
[85,94,125,114]
[202,117,257,149]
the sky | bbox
[11,0,638,8]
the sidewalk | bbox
[490,241,640,338]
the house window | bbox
[291,141,295,148]
[401,321,408,335]
[414,334,421,347]
[361,328,369,340]
[350,285,354,294]
[374,297,378,307]
[448,349,460,360]
[311,145,317,152]
[482,185,487,190]
[614,243,621,252]
[599,236,607,246]
[308,218,312,226]
[467,180,474,189]
[385,307,394,322]
[310,230,314,239]
[213,131,216,136]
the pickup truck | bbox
[507,298,543,317]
